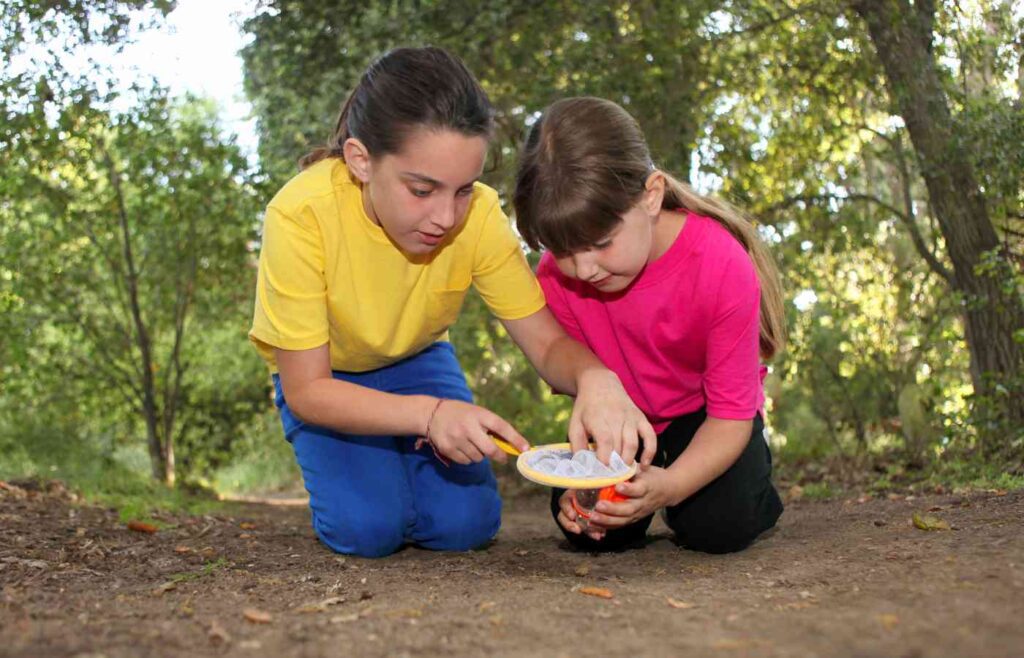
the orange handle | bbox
[571,485,628,518]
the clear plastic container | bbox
[572,488,601,530]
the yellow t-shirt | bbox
[249,159,545,373]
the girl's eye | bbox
[457,187,474,197]
[410,188,432,198]
[593,240,612,250]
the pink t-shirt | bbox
[538,212,765,432]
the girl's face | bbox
[552,204,656,293]
[347,127,488,255]
[552,174,668,293]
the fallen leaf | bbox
[514,549,529,557]
[329,612,361,624]
[478,601,496,612]
[666,597,695,609]
[174,546,191,554]
[243,608,273,624]
[127,520,158,534]
[787,485,804,501]
[295,596,346,614]
[574,564,590,577]
[238,533,253,539]
[878,614,900,630]
[208,619,231,646]
[239,522,257,530]
[0,481,27,498]
[152,581,178,596]
[912,512,951,531]
[578,586,613,599]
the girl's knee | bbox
[312,511,405,558]
[668,497,783,554]
[673,525,762,554]
[419,494,500,551]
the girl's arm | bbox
[275,344,529,464]
[501,307,657,465]
[657,416,751,505]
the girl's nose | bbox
[573,254,599,280]
[432,195,458,230]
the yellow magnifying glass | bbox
[490,435,523,457]
[513,442,638,489]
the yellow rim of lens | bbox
[515,442,637,489]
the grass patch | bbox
[917,458,1024,492]
[800,481,836,500]
[210,409,302,497]
[0,421,223,521]
[168,557,229,584]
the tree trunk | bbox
[853,0,1024,438]
[106,147,174,484]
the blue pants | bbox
[273,342,500,558]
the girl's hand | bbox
[555,490,607,541]
[569,369,657,466]
[424,399,530,465]
[583,465,680,530]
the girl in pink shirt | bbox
[514,97,786,553]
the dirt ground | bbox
[1,480,1022,658]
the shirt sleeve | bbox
[537,254,585,344]
[471,197,546,320]
[249,204,329,352]
[703,250,761,420]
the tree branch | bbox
[763,191,954,284]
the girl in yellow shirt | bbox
[250,47,655,557]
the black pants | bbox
[550,408,783,554]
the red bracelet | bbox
[415,398,450,467]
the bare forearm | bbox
[287,377,438,437]
[530,334,611,395]
[663,418,752,506]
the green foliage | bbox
[1,2,272,487]
[3,0,1021,500]
[800,481,835,500]
[212,410,302,497]
[0,403,221,519]
[236,0,1022,475]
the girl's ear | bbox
[343,138,373,183]
[642,170,666,216]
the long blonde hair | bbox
[514,96,786,359]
